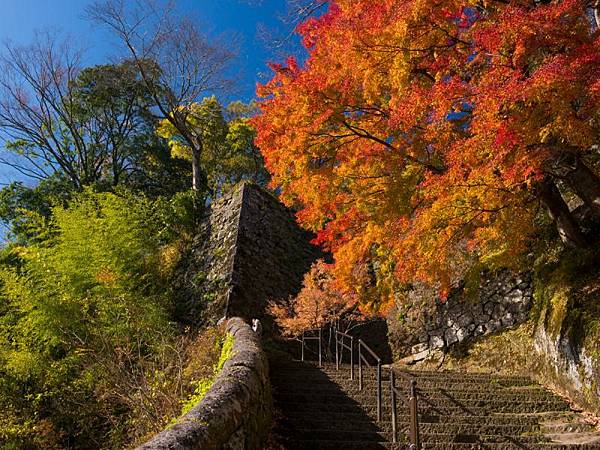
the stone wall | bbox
[390,270,533,362]
[136,317,271,450]
[224,183,323,322]
[534,320,599,414]
[139,183,323,447]
[172,186,243,323]
[174,182,322,325]
[532,276,600,414]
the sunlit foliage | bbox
[256,0,600,307]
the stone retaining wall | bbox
[174,182,322,325]
[389,270,533,362]
[137,317,271,450]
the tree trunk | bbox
[537,179,587,248]
[560,156,600,216]
[191,145,202,191]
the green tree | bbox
[157,97,269,197]
[87,0,236,192]
[0,177,72,244]
[0,36,168,190]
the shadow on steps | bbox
[267,355,391,450]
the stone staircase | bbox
[269,361,600,449]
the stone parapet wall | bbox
[136,317,271,450]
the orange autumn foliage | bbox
[255,0,600,307]
[269,260,368,337]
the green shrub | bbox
[0,189,188,449]
[179,332,234,417]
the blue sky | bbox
[0,0,295,102]
[0,0,302,189]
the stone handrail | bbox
[137,317,272,450]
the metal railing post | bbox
[390,370,397,443]
[377,360,382,422]
[318,328,322,367]
[358,340,363,391]
[335,331,339,370]
[410,379,421,449]
[349,336,354,380]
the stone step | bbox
[275,394,569,413]
[283,439,600,450]
[274,386,559,402]
[280,410,565,426]
[274,400,571,417]
[277,367,532,382]
[286,429,561,444]
[272,373,538,388]
[316,365,534,382]
[283,417,543,435]
[270,361,599,450]
[271,380,539,396]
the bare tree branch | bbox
[87,0,238,191]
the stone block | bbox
[483,302,495,316]
[456,313,474,328]
[412,348,431,362]
[456,328,469,342]
[506,289,524,303]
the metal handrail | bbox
[358,339,382,422]
[301,328,322,367]
[390,370,421,449]
[334,330,354,380]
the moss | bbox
[192,271,207,285]
[179,332,235,417]
[461,263,484,304]
[435,323,541,375]
[545,287,570,339]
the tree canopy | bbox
[255,0,600,307]
[157,97,269,197]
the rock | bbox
[411,342,429,354]
[474,324,486,336]
[507,289,524,303]
[445,328,458,345]
[412,348,431,362]
[456,313,474,328]
[456,328,468,342]
[430,335,445,349]
[501,313,514,327]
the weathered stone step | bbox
[285,417,543,435]
[281,410,559,426]
[275,401,571,419]
[283,439,600,450]
[545,432,600,446]
[271,361,599,449]
[273,372,537,388]
[318,366,533,382]
[274,386,558,402]
[276,393,569,413]
[271,379,539,396]
[287,429,559,444]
